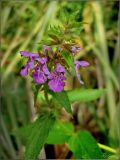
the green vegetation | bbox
[1,0,119,159]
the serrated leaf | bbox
[25,112,56,160]
[49,90,72,113]
[47,121,74,144]
[67,89,106,102]
[68,130,103,159]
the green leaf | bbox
[13,123,34,144]
[49,90,72,113]
[62,51,76,75]
[47,121,74,144]
[25,112,56,160]
[68,130,103,159]
[108,155,118,160]
[67,89,106,102]
[68,133,83,158]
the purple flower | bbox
[48,63,66,92]
[71,46,82,55]
[74,60,89,84]
[19,47,89,93]
[20,66,28,76]
[42,64,50,75]
[20,60,34,76]
[32,59,49,84]
[56,63,66,72]
[20,51,39,76]
[20,50,48,79]
[35,57,47,64]
[42,45,51,55]
[44,45,51,51]
[20,51,39,60]
[71,46,76,53]
[32,65,47,84]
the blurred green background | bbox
[1,0,119,159]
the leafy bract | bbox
[49,90,72,113]
[62,51,76,75]
[67,88,106,102]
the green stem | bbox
[44,87,49,105]
[98,143,117,154]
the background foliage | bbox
[1,0,119,159]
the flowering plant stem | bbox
[98,143,117,154]
[44,87,49,105]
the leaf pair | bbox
[46,121,104,159]
[15,88,105,159]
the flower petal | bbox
[48,63,66,92]
[76,71,84,84]
[71,46,76,53]
[42,64,50,75]
[27,60,34,69]
[48,72,54,79]
[20,65,28,76]
[43,45,51,51]
[32,70,47,84]
[71,46,82,55]
[35,57,47,64]
[48,79,64,92]
[74,60,89,84]
[56,63,66,73]
[75,60,89,67]
[20,59,34,76]
[20,51,39,58]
